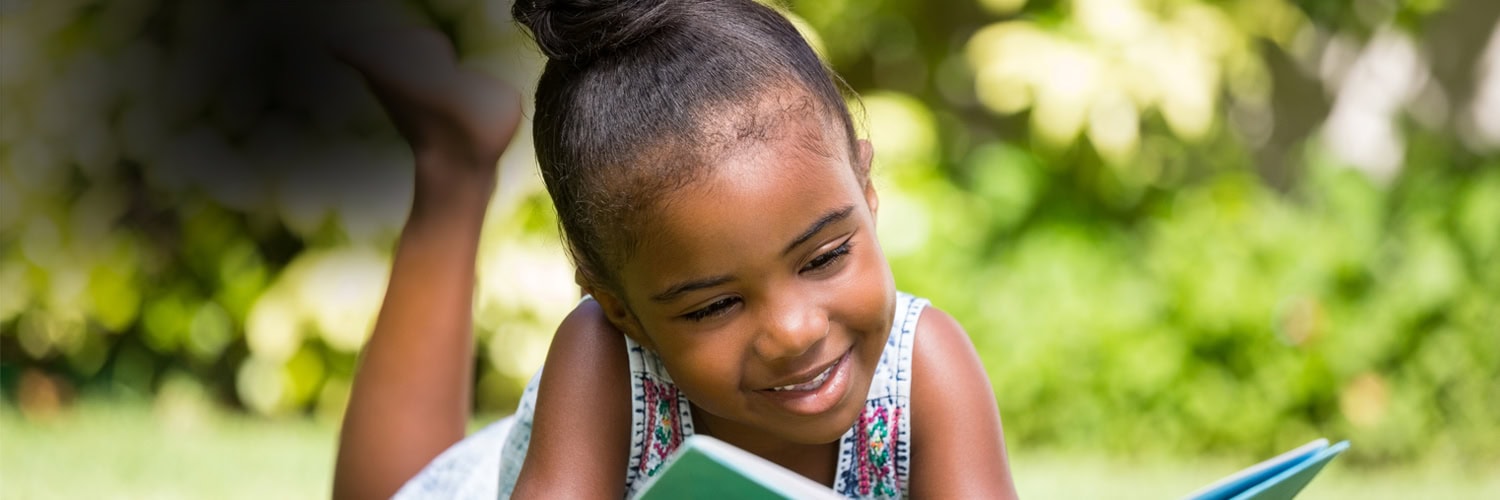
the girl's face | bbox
[599,111,896,446]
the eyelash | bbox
[684,297,739,322]
[679,240,855,322]
[802,240,853,273]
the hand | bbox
[331,25,524,183]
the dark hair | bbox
[512,0,858,292]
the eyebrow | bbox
[651,274,735,303]
[649,205,856,304]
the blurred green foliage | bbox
[1,0,1497,469]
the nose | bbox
[753,294,829,361]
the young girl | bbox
[332,0,1017,498]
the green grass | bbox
[1,400,336,499]
[1012,451,1499,499]
[2,401,1496,499]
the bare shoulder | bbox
[911,306,992,403]
[548,299,629,370]
[910,306,991,418]
[909,305,1019,499]
[913,306,979,377]
[511,299,633,498]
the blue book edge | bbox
[1228,440,1350,500]
[1184,439,1351,500]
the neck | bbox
[688,403,840,486]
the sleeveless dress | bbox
[394,292,928,499]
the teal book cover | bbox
[633,435,842,500]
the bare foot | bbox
[330,25,523,172]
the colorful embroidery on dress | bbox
[638,377,684,477]
[853,404,901,497]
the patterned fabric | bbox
[396,292,928,499]
[627,372,693,486]
[833,291,922,498]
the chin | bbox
[787,405,866,445]
[812,376,877,443]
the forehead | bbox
[618,116,862,298]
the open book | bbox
[634,435,1349,499]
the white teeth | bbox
[770,364,833,392]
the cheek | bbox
[658,344,757,416]
[652,330,750,388]
[832,244,897,335]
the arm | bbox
[330,27,522,500]
[908,307,1019,499]
[510,299,634,499]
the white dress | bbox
[395,292,928,499]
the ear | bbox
[855,139,879,217]
[589,287,654,350]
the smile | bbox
[757,348,855,416]
[768,361,836,392]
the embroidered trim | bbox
[637,377,685,477]
[852,403,901,497]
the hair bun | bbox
[512,0,679,62]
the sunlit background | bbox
[2,0,1498,498]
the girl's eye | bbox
[683,297,740,322]
[801,240,853,273]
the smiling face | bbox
[594,97,897,446]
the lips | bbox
[767,360,836,392]
[756,348,855,416]
[761,348,849,392]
